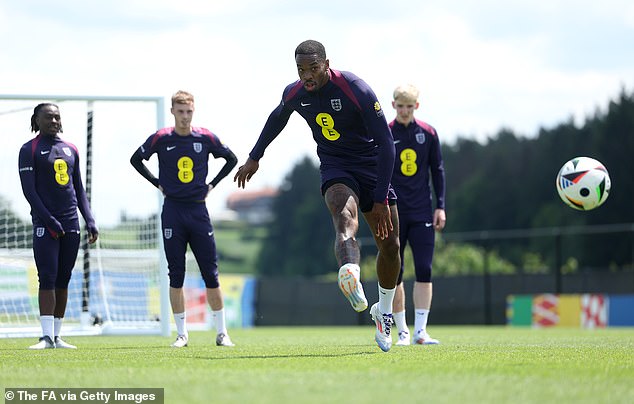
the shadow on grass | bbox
[192,350,379,360]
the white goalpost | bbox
[0,94,171,338]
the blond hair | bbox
[393,84,419,103]
[171,90,194,106]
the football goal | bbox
[0,94,171,337]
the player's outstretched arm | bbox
[234,158,259,189]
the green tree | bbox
[257,157,337,277]
[443,89,634,271]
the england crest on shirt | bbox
[164,228,173,239]
[63,147,72,157]
[331,99,342,111]
[36,227,45,237]
[415,132,426,144]
[193,142,202,153]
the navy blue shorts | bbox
[397,213,435,283]
[161,199,219,289]
[32,226,81,290]
[320,167,396,212]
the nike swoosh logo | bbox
[40,150,50,154]
[166,146,176,151]
[425,223,433,227]
[300,102,311,107]
[393,140,401,144]
[208,231,214,236]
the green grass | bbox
[1,326,632,404]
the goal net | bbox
[0,95,172,338]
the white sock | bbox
[378,284,395,315]
[414,309,430,335]
[213,309,227,335]
[173,312,187,336]
[41,315,54,339]
[393,311,408,333]
[54,317,63,337]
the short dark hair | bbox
[295,40,327,60]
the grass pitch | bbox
[1,326,632,404]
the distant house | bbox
[226,187,279,224]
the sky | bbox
[1,0,633,226]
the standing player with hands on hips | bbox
[18,103,99,350]
[389,84,446,346]
[234,40,401,352]
[130,91,238,348]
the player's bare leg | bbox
[50,288,76,348]
[363,203,400,288]
[393,283,410,345]
[394,283,405,313]
[413,281,439,345]
[170,287,188,347]
[29,290,56,349]
[413,281,432,310]
[325,184,361,266]
[325,184,367,312]
[207,287,234,346]
[363,204,400,351]
[53,288,68,318]
[38,289,55,315]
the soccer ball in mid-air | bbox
[556,156,611,211]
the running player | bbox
[130,91,238,348]
[18,103,99,350]
[389,84,446,346]
[234,40,400,352]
